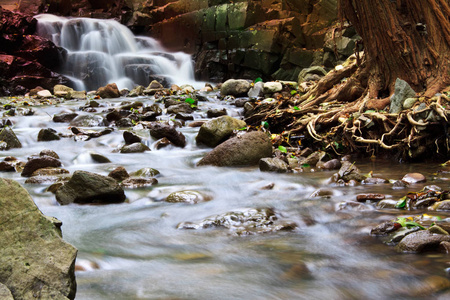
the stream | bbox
[1,93,450,299]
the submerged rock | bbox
[196,116,246,147]
[55,170,126,205]
[197,131,272,167]
[0,178,77,300]
[165,190,211,204]
[120,142,150,153]
[177,207,296,235]
[121,177,158,188]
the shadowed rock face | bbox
[0,178,77,300]
[0,7,67,95]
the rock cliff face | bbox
[0,7,67,95]
[10,0,345,83]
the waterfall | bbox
[35,14,197,91]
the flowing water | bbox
[35,14,197,91]
[3,14,449,300]
[1,93,450,300]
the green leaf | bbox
[261,121,269,129]
[302,164,310,168]
[237,127,247,131]
[395,197,407,209]
[293,106,300,110]
[278,145,287,153]
[290,90,298,95]
[185,97,195,104]
[254,77,263,83]
[364,110,376,114]
[404,221,425,230]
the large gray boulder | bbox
[197,131,272,167]
[390,78,416,114]
[196,116,246,147]
[0,178,77,300]
[55,170,126,205]
[220,79,251,96]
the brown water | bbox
[1,95,450,299]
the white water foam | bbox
[35,14,198,91]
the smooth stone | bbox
[31,167,69,177]
[259,157,289,173]
[130,167,160,178]
[403,97,418,109]
[108,166,130,182]
[396,230,450,253]
[377,199,400,209]
[197,131,273,167]
[21,156,62,177]
[97,83,120,98]
[248,81,264,98]
[362,177,389,184]
[429,200,450,211]
[263,81,283,93]
[300,151,326,166]
[90,152,111,163]
[370,221,400,236]
[120,142,150,153]
[37,128,60,141]
[123,131,142,145]
[196,116,246,147]
[53,112,78,123]
[207,108,227,118]
[37,89,53,98]
[167,103,194,114]
[220,79,251,96]
[356,193,385,202]
[389,78,416,114]
[319,159,341,170]
[0,127,22,149]
[428,224,449,235]
[402,173,426,183]
[165,190,210,204]
[40,149,59,159]
[55,170,126,205]
[336,161,366,182]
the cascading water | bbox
[35,14,197,91]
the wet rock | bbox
[309,188,334,198]
[263,81,283,93]
[120,142,150,153]
[402,173,426,184]
[389,227,421,243]
[97,83,120,98]
[429,200,450,211]
[300,151,326,166]
[337,201,371,211]
[128,85,144,97]
[53,112,78,123]
[248,81,264,98]
[116,118,133,127]
[130,167,160,178]
[108,166,130,182]
[0,126,22,149]
[414,197,438,209]
[362,177,389,184]
[154,137,173,149]
[55,170,126,205]
[121,177,158,188]
[196,116,246,147]
[21,155,62,177]
[177,207,296,235]
[371,221,401,236]
[40,149,59,159]
[356,193,385,202]
[31,167,69,177]
[220,79,251,96]
[143,80,164,95]
[189,121,205,127]
[37,128,60,141]
[165,190,211,204]
[167,103,193,114]
[197,131,272,167]
[336,161,366,182]
[318,158,341,170]
[396,230,450,253]
[149,123,186,148]
[0,160,16,172]
[392,180,409,189]
[69,114,104,127]
[123,130,141,145]
[377,200,400,209]
[389,78,416,114]
[207,108,227,118]
[428,224,449,235]
[0,178,77,300]
[259,157,289,173]
[175,113,194,121]
[89,152,111,163]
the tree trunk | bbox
[339,0,450,98]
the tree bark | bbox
[339,0,450,97]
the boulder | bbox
[0,283,13,300]
[248,81,264,98]
[259,157,289,173]
[96,83,120,98]
[149,123,186,148]
[123,131,142,145]
[21,156,62,177]
[37,128,60,141]
[396,230,450,253]
[55,170,126,205]
[197,131,272,167]
[0,178,77,300]
[0,126,22,149]
[120,142,150,153]
[220,79,251,96]
[196,116,246,147]
[53,112,78,123]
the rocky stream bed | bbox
[1,80,450,299]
